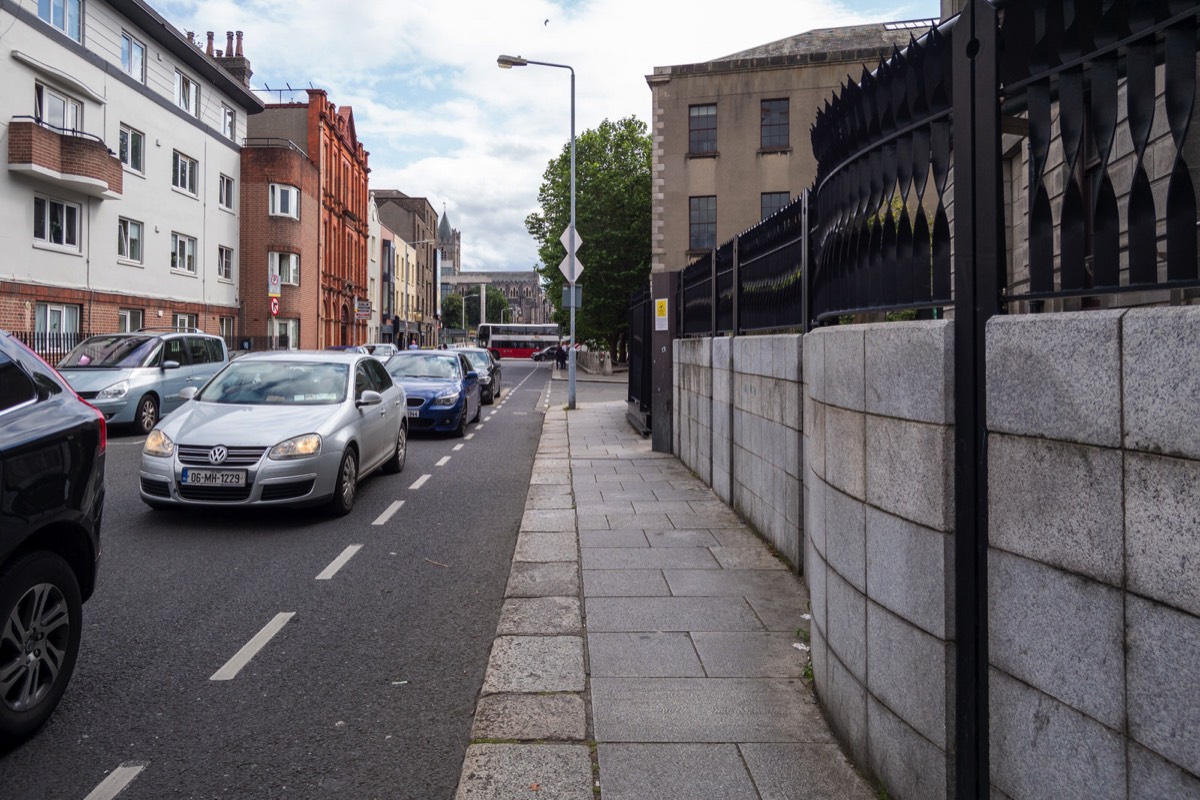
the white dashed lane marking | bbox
[373,500,405,526]
[210,612,295,681]
[316,545,362,580]
[436,456,451,467]
[409,474,431,490]
[83,762,147,800]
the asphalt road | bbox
[0,361,559,800]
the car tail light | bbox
[83,400,107,455]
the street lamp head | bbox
[496,55,527,69]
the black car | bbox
[0,330,106,746]
[531,345,558,363]
[458,347,503,404]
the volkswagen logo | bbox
[208,445,229,465]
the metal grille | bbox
[177,483,253,502]
[177,445,266,467]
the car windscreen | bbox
[198,361,348,405]
[58,335,158,368]
[386,355,460,380]
[462,351,490,371]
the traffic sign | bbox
[268,269,281,298]
[558,254,583,284]
[269,297,280,317]
[559,225,583,254]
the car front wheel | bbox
[382,423,407,474]
[135,394,159,435]
[0,552,83,747]
[328,449,358,516]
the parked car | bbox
[57,328,229,434]
[384,351,481,437]
[324,345,370,354]
[0,330,106,746]
[363,343,399,361]
[531,345,557,362]
[139,351,406,515]
[458,347,503,404]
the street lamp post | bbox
[497,54,577,409]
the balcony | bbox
[8,117,122,199]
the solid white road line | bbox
[316,545,362,580]
[210,612,295,681]
[83,762,148,800]
[436,456,451,467]
[453,444,464,451]
[373,500,405,526]
[409,474,431,490]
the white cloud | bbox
[159,0,940,270]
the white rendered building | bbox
[1,0,262,350]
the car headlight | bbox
[97,380,129,400]
[432,390,460,407]
[144,429,175,457]
[480,375,492,385]
[269,433,322,459]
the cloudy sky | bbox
[159,0,940,272]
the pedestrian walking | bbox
[555,342,567,370]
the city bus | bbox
[476,323,560,359]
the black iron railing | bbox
[627,284,652,413]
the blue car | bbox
[384,351,481,437]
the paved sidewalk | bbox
[455,390,873,799]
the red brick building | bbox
[242,89,369,348]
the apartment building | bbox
[242,89,369,348]
[646,20,933,274]
[0,0,263,347]
[373,190,440,347]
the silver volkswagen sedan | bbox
[139,351,406,515]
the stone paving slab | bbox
[664,568,805,598]
[645,529,722,548]
[585,596,764,632]
[588,632,706,677]
[482,636,585,694]
[471,694,587,741]
[582,569,671,598]
[712,546,790,570]
[746,593,813,632]
[514,531,578,562]
[455,744,593,800]
[691,632,807,678]
[497,596,582,636]
[739,743,875,799]
[525,493,576,510]
[596,743,758,800]
[579,529,649,548]
[582,547,720,570]
[520,509,577,532]
[506,562,580,598]
[591,677,832,742]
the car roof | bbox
[230,350,364,363]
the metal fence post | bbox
[953,1,1002,796]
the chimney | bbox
[186,30,194,44]
[206,31,214,56]
[213,30,254,89]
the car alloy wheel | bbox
[136,395,159,435]
[0,552,82,745]
[383,424,407,474]
[328,449,358,516]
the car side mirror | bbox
[466,370,478,382]
[357,389,383,407]
[179,386,199,400]
[163,360,181,370]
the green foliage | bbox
[442,286,510,330]
[524,116,652,355]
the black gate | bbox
[626,284,653,433]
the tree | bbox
[443,287,509,331]
[524,116,651,358]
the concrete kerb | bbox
[455,406,596,800]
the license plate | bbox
[407,409,420,418]
[181,468,246,486]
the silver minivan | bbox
[58,329,228,433]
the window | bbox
[35,84,81,131]
[219,316,235,340]
[118,308,144,332]
[37,0,81,41]
[689,196,717,250]
[36,303,80,336]
[217,246,233,281]
[277,318,299,350]
[119,124,144,172]
[118,218,143,262]
[761,99,789,150]
[218,174,234,210]
[171,233,197,273]
[34,196,80,249]
[173,314,197,331]
[689,104,717,155]
[761,192,790,220]
[221,104,236,140]
[121,32,145,81]
[174,71,199,117]
[269,184,300,219]
[172,151,198,194]
[270,251,299,285]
